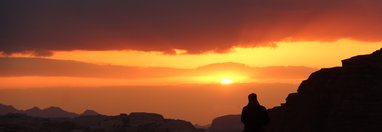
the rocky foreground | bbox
[209,48,382,132]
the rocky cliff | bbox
[267,48,382,132]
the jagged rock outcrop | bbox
[209,115,243,132]
[266,48,382,132]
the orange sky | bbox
[0,40,380,124]
[0,39,379,88]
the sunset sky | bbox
[0,0,382,125]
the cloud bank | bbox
[1,0,381,55]
[0,57,316,80]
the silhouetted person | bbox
[241,93,269,132]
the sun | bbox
[220,78,233,85]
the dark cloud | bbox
[1,0,381,55]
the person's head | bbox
[248,93,257,102]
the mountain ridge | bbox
[0,104,204,132]
[0,104,80,118]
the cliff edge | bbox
[267,48,382,132]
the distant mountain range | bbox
[0,104,91,118]
[0,104,204,132]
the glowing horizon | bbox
[1,39,380,88]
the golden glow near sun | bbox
[191,72,248,85]
[220,78,233,85]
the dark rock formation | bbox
[264,106,285,132]
[98,113,131,132]
[266,48,382,132]
[128,112,169,131]
[96,113,202,132]
[166,119,204,132]
[72,114,109,129]
[129,112,165,126]
[209,115,243,132]
[0,113,85,132]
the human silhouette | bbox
[241,93,269,132]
